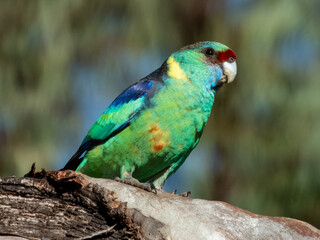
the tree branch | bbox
[0,165,319,239]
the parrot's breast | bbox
[128,80,215,179]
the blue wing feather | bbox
[109,81,154,108]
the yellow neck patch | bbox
[167,56,190,81]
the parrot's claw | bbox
[180,191,191,197]
[171,189,177,194]
[171,189,191,197]
[114,177,157,194]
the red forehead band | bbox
[217,49,237,62]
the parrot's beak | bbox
[221,61,237,84]
[212,60,237,91]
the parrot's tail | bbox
[62,139,104,171]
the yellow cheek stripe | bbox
[167,56,190,81]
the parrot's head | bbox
[166,41,237,91]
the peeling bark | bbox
[0,165,319,240]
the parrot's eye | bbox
[228,57,235,63]
[205,48,215,56]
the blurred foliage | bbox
[0,0,319,228]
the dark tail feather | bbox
[61,139,104,171]
[62,121,130,171]
[61,149,85,170]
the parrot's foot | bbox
[114,177,157,194]
[171,189,191,197]
[180,191,191,197]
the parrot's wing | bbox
[63,69,164,170]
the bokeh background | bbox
[1,0,319,228]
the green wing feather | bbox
[63,69,163,170]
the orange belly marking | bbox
[153,143,164,151]
[148,124,169,152]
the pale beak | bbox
[221,61,237,83]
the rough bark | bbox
[0,165,319,240]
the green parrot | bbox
[63,41,237,190]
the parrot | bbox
[63,41,237,191]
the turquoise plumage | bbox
[63,41,237,189]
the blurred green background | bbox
[1,0,319,228]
